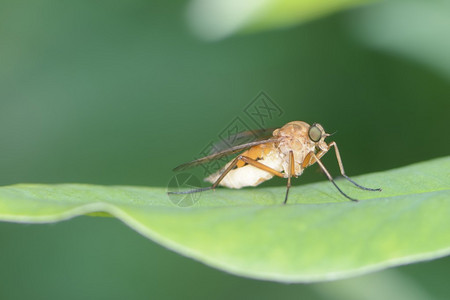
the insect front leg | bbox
[301,147,329,169]
[306,152,358,202]
[327,142,382,192]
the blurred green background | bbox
[0,0,449,299]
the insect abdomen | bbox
[205,145,284,189]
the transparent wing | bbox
[173,138,280,172]
[209,127,276,155]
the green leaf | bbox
[186,0,375,40]
[0,157,449,283]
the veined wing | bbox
[173,138,280,171]
[209,127,276,155]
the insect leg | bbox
[308,152,358,202]
[167,186,214,195]
[168,155,242,195]
[168,155,284,195]
[237,156,285,178]
[283,151,295,205]
[302,148,329,169]
[327,142,381,191]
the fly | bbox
[169,121,381,204]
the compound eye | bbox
[308,125,322,142]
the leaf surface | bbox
[0,157,449,282]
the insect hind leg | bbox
[167,155,243,196]
[168,154,284,197]
[167,186,213,195]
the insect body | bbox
[170,121,381,204]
